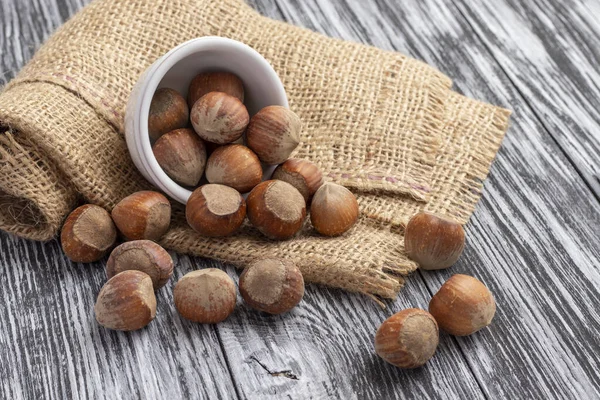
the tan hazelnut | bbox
[174,269,236,323]
[247,180,306,240]
[106,240,174,289]
[272,158,324,203]
[152,128,207,187]
[188,72,245,107]
[205,144,263,192]
[239,258,304,314]
[111,191,171,241]
[374,308,439,369]
[61,204,117,263]
[246,106,301,164]
[310,183,359,237]
[429,274,496,336]
[404,212,465,270]
[148,88,189,142]
[186,184,246,237]
[94,270,157,331]
[190,92,249,144]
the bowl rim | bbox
[129,36,289,204]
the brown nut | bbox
[429,274,496,336]
[61,204,117,263]
[246,106,301,164]
[152,128,207,187]
[239,258,304,315]
[148,88,189,142]
[174,269,236,323]
[310,183,359,237]
[111,191,171,241]
[404,212,465,270]
[272,158,324,203]
[190,92,249,144]
[205,144,263,192]
[106,240,174,289]
[186,184,246,237]
[247,180,306,240]
[188,72,245,107]
[94,270,157,331]
[375,308,439,369]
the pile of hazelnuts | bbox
[58,71,361,332]
[148,71,359,240]
[374,212,497,369]
[60,193,306,331]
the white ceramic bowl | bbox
[125,37,289,204]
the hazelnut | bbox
[188,72,245,107]
[111,191,171,241]
[106,240,174,289]
[204,136,244,158]
[190,92,249,144]
[374,308,439,369]
[247,180,306,240]
[94,270,157,331]
[152,128,207,187]
[310,183,359,237]
[205,144,263,192]
[272,158,324,203]
[404,212,465,270]
[186,184,246,237]
[239,258,304,314]
[174,269,236,323]
[246,106,302,164]
[429,274,496,336]
[148,88,189,142]
[61,204,117,263]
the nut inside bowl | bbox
[125,37,289,204]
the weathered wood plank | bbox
[215,261,484,400]
[450,0,600,198]
[0,234,238,400]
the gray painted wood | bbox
[1,0,600,399]
[450,0,600,198]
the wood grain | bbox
[450,0,600,198]
[1,0,600,399]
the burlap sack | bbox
[0,0,509,300]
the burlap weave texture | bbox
[0,0,509,299]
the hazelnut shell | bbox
[310,183,359,236]
[205,144,263,193]
[190,92,249,144]
[246,106,302,164]
[148,88,189,142]
[404,212,465,270]
[188,72,245,107]
[186,184,247,237]
[61,204,117,263]
[111,191,171,241]
[239,258,304,314]
[106,240,174,289]
[95,270,157,331]
[429,274,496,336]
[246,180,306,240]
[375,308,439,369]
[174,269,237,323]
[272,158,324,203]
[152,128,207,187]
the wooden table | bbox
[1,0,599,398]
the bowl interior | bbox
[136,38,288,203]
[157,45,287,116]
